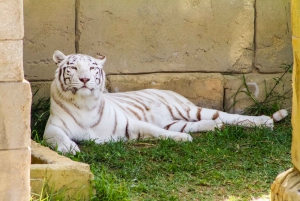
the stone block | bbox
[292,0,300,38]
[224,73,292,114]
[255,0,293,73]
[0,40,23,82]
[271,168,300,200]
[0,148,30,201]
[78,0,254,74]
[0,0,23,40]
[31,141,94,200]
[23,0,75,81]
[292,37,300,169]
[107,73,224,110]
[31,81,52,103]
[0,81,32,150]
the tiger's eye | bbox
[90,67,95,70]
[70,66,77,70]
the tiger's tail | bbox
[272,109,289,122]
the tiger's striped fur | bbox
[44,50,288,154]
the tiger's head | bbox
[53,50,106,98]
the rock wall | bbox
[25,0,292,112]
[0,0,31,200]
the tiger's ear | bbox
[53,50,66,64]
[94,53,106,65]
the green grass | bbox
[64,121,292,201]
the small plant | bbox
[30,175,90,201]
[30,178,67,201]
[227,63,293,116]
[31,91,50,143]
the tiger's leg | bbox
[126,119,193,141]
[196,108,275,127]
[164,119,224,133]
[43,124,80,154]
[188,107,287,129]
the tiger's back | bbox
[105,89,196,126]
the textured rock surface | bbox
[0,40,24,82]
[78,0,254,74]
[0,81,32,150]
[22,0,294,114]
[291,0,300,171]
[23,0,75,81]
[271,168,300,200]
[0,1,31,200]
[224,73,292,114]
[31,81,52,103]
[255,0,293,73]
[31,141,94,200]
[107,73,224,110]
[0,148,30,201]
[0,0,23,39]
[30,73,224,111]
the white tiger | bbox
[44,50,288,154]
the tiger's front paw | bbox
[57,141,80,155]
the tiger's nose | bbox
[79,78,90,83]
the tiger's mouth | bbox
[79,86,90,90]
[79,86,94,91]
[69,85,95,94]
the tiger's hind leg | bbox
[166,105,287,132]
[198,108,277,129]
[126,119,193,142]
[163,119,224,133]
[186,107,288,130]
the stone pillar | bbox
[0,0,31,200]
[291,0,300,171]
[270,0,300,200]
